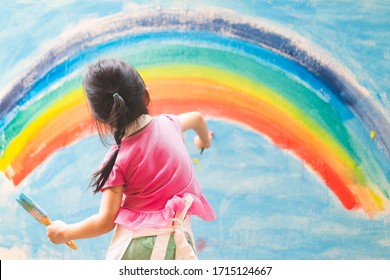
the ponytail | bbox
[90,92,127,194]
[83,58,150,194]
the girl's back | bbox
[106,114,196,211]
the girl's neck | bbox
[124,114,153,138]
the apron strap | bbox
[172,195,198,260]
[150,234,171,260]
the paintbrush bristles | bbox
[29,208,48,223]
[16,194,33,212]
[16,193,49,223]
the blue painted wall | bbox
[0,0,389,259]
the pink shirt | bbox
[102,114,216,231]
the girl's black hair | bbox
[83,58,150,193]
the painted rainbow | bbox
[0,10,389,216]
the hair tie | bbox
[116,144,121,150]
[113,92,119,98]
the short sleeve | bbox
[103,164,126,189]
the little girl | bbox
[46,58,216,259]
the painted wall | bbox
[0,0,389,260]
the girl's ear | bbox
[145,87,151,106]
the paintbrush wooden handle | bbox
[43,216,78,250]
[66,240,78,250]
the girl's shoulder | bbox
[157,114,182,132]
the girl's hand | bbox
[178,112,212,152]
[194,131,213,151]
[47,220,69,245]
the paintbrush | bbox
[200,131,214,155]
[16,192,77,250]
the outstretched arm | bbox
[177,111,212,151]
[47,185,123,244]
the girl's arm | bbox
[46,185,123,244]
[177,111,212,150]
